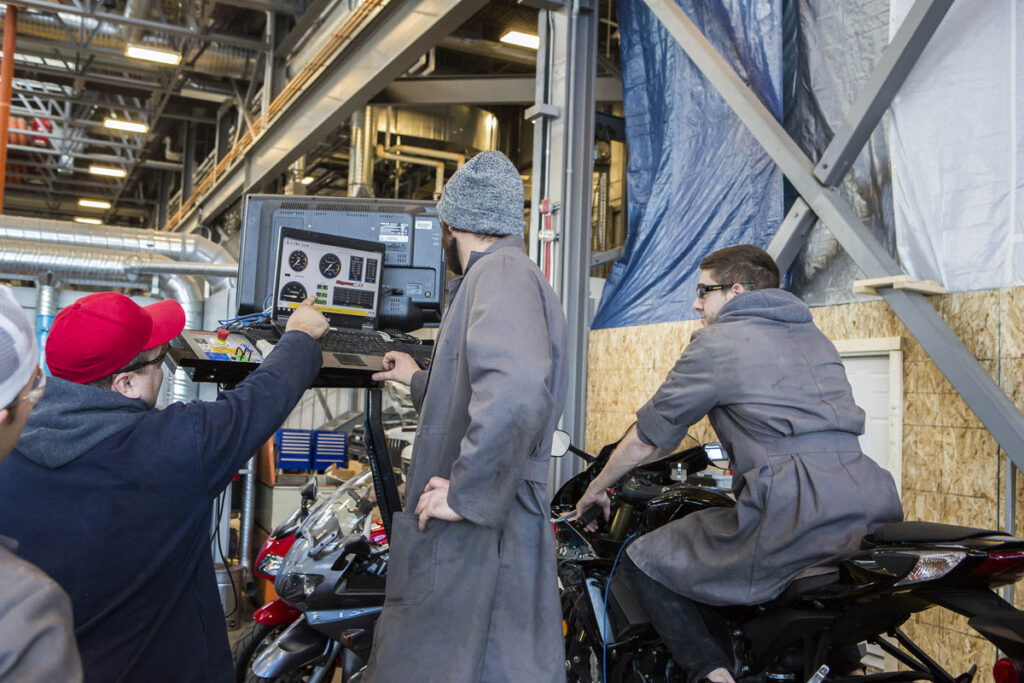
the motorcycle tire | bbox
[232,621,339,683]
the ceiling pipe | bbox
[389,144,465,168]
[0,214,237,288]
[375,144,444,200]
[2,5,255,79]
[0,238,207,402]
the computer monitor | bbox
[273,228,386,331]
[237,195,446,331]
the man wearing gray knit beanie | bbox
[365,151,569,682]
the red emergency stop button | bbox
[217,328,230,340]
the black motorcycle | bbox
[243,470,388,682]
[550,436,1024,683]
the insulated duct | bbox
[0,239,205,403]
[348,107,376,198]
[3,6,255,79]
[0,214,237,287]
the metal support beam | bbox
[172,0,490,233]
[372,75,622,105]
[529,0,598,468]
[12,0,269,51]
[0,5,18,213]
[642,0,1024,469]
[814,0,954,186]
[1004,456,1017,605]
[767,197,816,274]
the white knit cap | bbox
[0,285,39,408]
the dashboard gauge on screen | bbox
[288,250,308,272]
[319,253,342,279]
[279,281,307,302]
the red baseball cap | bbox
[46,292,186,384]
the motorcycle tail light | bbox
[994,658,1023,683]
[972,550,1024,578]
[255,553,284,580]
[893,551,966,586]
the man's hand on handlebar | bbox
[575,483,612,533]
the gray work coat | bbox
[0,536,82,682]
[630,289,903,606]
[365,235,568,683]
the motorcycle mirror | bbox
[551,430,571,458]
[300,476,318,509]
[703,442,726,463]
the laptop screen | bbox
[274,228,386,331]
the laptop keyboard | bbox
[319,330,433,366]
[320,330,391,356]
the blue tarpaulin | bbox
[591,0,784,329]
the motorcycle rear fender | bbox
[251,616,331,678]
[254,597,302,626]
[920,587,1024,658]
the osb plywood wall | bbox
[586,287,1024,675]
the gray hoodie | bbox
[16,376,150,469]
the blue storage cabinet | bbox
[275,429,313,470]
[313,431,347,471]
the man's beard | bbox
[442,225,463,276]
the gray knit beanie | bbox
[436,151,526,236]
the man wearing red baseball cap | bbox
[0,291,328,683]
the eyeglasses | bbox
[10,366,46,408]
[120,344,169,375]
[695,283,757,300]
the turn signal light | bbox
[993,658,1022,683]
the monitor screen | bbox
[274,228,385,330]
[237,195,445,332]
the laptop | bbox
[272,227,431,372]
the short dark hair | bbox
[87,345,163,390]
[699,245,780,290]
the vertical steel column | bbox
[181,123,197,201]
[1006,456,1017,606]
[348,107,376,198]
[157,171,170,229]
[0,5,18,213]
[529,0,598,486]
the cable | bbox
[604,533,637,683]
[213,489,239,619]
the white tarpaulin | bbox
[889,0,1023,291]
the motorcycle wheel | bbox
[231,621,339,683]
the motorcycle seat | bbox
[864,521,1009,546]
[771,566,840,604]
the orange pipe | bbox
[0,5,18,214]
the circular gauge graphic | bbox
[319,253,342,279]
[288,250,308,272]
[279,281,307,303]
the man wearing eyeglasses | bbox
[0,285,83,682]
[575,245,902,682]
[0,290,329,683]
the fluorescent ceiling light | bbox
[74,217,103,225]
[301,176,315,185]
[124,43,181,66]
[499,30,540,50]
[89,165,127,178]
[78,199,112,209]
[104,118,149,134]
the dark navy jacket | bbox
[0,331,321,683]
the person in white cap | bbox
[0,284,83,682]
